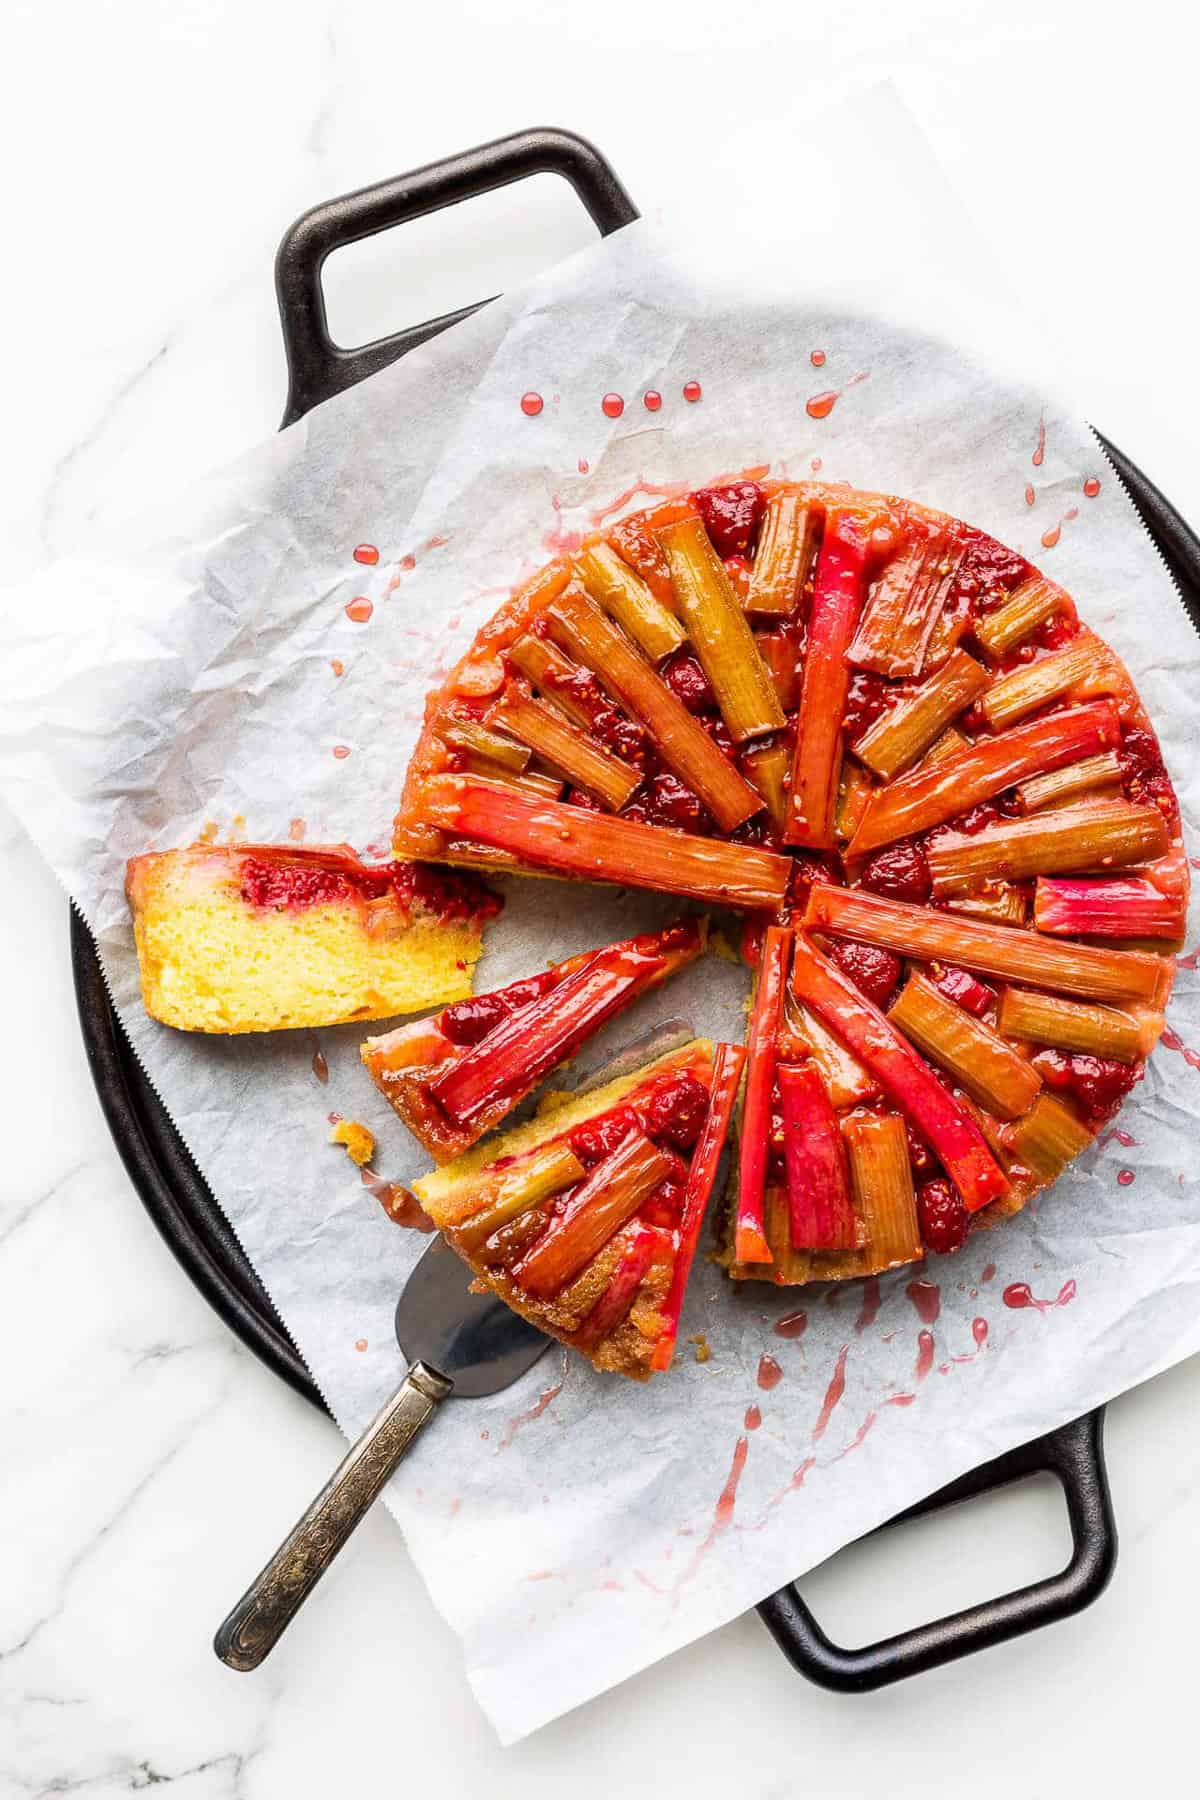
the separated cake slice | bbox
[414,1039,743,1378]
[361,918,705,1163]
[125,843,500,1033]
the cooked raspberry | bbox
[860,838,932,904]
[440,970,558,1046]
[624,772,711,833]
[723,555,753,601]
[691,481,765,559]
[569,1106,640,1169]
[240,859,354,911]
[1119,722,1165,779]
[927,963,995,1018]
[661,651,716,713]
[918,1179,970,1254]
[1032,1049,1141,1122]
[954,532,1030,612]
[702,716,739,760]
[827,938,902,1009]
[592,708,649,768]
[639,1073,710,1149]
[905,1120,936,1174]
[390,862,502,924]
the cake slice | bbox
[413,1039,743,1378]
[125,843,500,1033]
[361,918,705,1163]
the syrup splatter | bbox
[399,553,417,572]
[812,1347,849,1442]
[288,817,307,841]
[673,1435,750,1593]
[682,380,703,403]
[1083,476,1102,498]
[810,456,823,473]
[500,1381,563,1448]
[810,349,827,367]
[1161,1026,1200,1073]
[577,457,590,474]
[1024,484,1036,507]
[1097,1127,1139,1149]
[601,392,624,419]
[345,596,373,623]
[332,744,351,760]
[354,1338,368,1352]
[330,659,344,677]
[981,1263,996,1283]
[520,392,544,417]
[905,1279,941,1326]
[1040,507,1078,550]
[588,475,690,528]
[643,390,662,412]
[806,371,868,420]
[353,544,379,566]
[915,1329,935,1381]
[1176,948,1200,970]
[311,1048,329,1084]
[854,1276,881,1334]
[361,1167,436,1232]
[744,1403,762,1431]
[757,1352,784,1391]
[1117,1168,1136,1187]
[1003,1279,1077,1314]
[774,1309,807,1340]
[1032,417,1046,467]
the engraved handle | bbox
[214,1361,452,1670]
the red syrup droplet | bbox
[774,1309,808,1339]
[1003,1279,1077,1313]
[1084,476,1102,498]
[332,744,351,759]
[806,389,839,420]
[1041,509,1077,550]
[1117,1167,1136,1187]
[345,596,373,623]
[757,1352,784,1391]
[1025,484,1036,507]
[810,456,823,472]
[915,1328,935,1382]
[601,392,625,419]
[744,1403,762,1431]
[355,1337,368,1351]
[520,391,544,417]
[500,1381,564,1448]
[311,1048,328,1084]
[330,659,344,677]
[1160,1026,1200,1072]
[361,1166,436,1233]
[812,1346,849,1441]
[854,1276,881,1334]
[399,553,417,572]
[905,1279,941,1325]
[973,1317,989,1348]
[810,349,827,367]
[577,458,589,474]
[981,1262,997,1283]
[353,544,379,565]
[288,817,306,841]
[1032,417,1046,467]
[1176,948,1200,970]
[682,380,703,403]
[643,390,663,412]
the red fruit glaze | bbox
[826,938,902,1009]
[569,1106,641,1170]
[918,1179,969,1254]
[1033,1049,1140,1122]
[623,772,711,834]
[691,482,766,559]
[842,670,891,744]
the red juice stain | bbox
[915,1328,935,1382]
[311,1048,329,1084]
[643,390,663,412]
[744,1403,762,1431]
[577,457,589,474]
[810,349,827,367]
[1161,1026,1200,1073]
[757,1352,784,1391]
[806,371,868,420]
[1098,1126,1139,1148]
[1041,505,1079,550]
[854,1276,881,1334]
[288,817,306,841]
[682,380,703,403]
[361,1167,436,1233]
[353,544,379,566]
[981,1262,997,1283]
[1032,417,1046,467]
[345,596,374,623]
[1084,476,1102,498]
[973,1317,989,1348]
[354,1337,368,1352]
[774,1309,808,1340]
[812,1346,849,1442]
[332,744,351,759]
[520,392,544,417]
[810,456,823,473]
[832,1410,879,1460]
[886,1391,917,1408]
[1176,948,1200,970]
[1024,484,1036,507]
[500,1381,563,1448]
[424,534,449,551]
[601,392,625,419]
[330,659,344,677]
[1117,1167,1136,1187]
[399,553,417,572]
[714,1436,748,1527]
[905,1278,941,1325]
[1003,1279,1077,1314]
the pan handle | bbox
[756,1408,1116,1691]
[275,126,639,427]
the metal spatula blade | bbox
[213,1016,694,1672]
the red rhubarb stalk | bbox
[786,517,870,850]
[789,932,1009,1212]
[651,1042,746,1369]
[736,926,793,1263]
[515,1130,674,1298]
[1034,876,1187,941]
[575,1226,662,1351]
[777,1061,859,1250]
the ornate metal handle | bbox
[214,1361,452,1670]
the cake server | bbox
[213,1017,695,1671]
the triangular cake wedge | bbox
[361,919,705,1163]
[414,1039,744,1378]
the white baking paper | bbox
[3,88,1199,1742]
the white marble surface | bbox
[4,0,1200,1790]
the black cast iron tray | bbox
[73,126,1200,1692]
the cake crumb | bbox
[330,1119,375,1166]
[688,1333,712,1364]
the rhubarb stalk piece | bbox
[459,753,563,800]
[514,1129,674,1298]
[1003,1093,1093,1180]
[436,716,531,772]
[543,585,761,830]
[506,635,603,730]
[657,516,785,742]
[927,799,1169,899]
[650,1041,746,1369]
[853,649,990,781]
[576,541,687,662]
[453,1144,586,1249]
[421,775,791,909]
[745,491,819,616]
[996,986,1143,1063]
[782,995,879,1106]
[742,739,791,832]
[1016,751,1123,814]
[848,701,1122,856]
[754,631,799,712]
[1033,875,1187,942]
[973,575,1069,656]
[804,883,1171,1006]
[835,761,874,844]
[487,689,641,812]
[981,640,1117,731]
[946,884,1028,927]
[787,517,869,849]
[888,971,1043,1119]
[841,1113,924,1269]
[576,1226,663,1351]
[921,726,969,769]
[847,530,952,677]
[735,926,793,1263]
[776,1061,859,1249]
[789,932,1009,1211]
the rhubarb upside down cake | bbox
[394,476,1186,1344]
